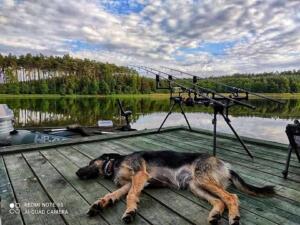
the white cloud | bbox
[0,0,299,75]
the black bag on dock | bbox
[283,120,300,178]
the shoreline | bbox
[0,93,299,99]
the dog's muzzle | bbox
[76,165,99,180]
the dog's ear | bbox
[99,153,122,161]
[89,153,122,165]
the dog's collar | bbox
[102,159,115,178]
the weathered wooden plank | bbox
[22,151,108,225]
[0,156,24,225]
[58,147,196,225]
[185,127,288,150]
[108,138,300,224]
[172,129,289,155]
[168,130,300,166]
[40,149,151,225]
[72,143,277,225]
[3,154,66,225]
[169,130,300,169]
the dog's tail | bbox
[230,170,275,196]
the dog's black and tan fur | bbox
[76,150,275,225]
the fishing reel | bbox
[185,89,195,107]
[229,87,240,98]
[170,96,183,104]
[193,94,211,107]
[185,97,194,106]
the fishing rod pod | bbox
[131,64,286,159]
[147,66,256,109]
[163,66,284,104]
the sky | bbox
[0,0,300,76]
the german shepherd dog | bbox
[76,151,275,225]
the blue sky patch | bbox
[101,0,145,15]
[67,40,104,52]
[179,40,237,57]
[199,41,237,55]
[174,54,186,62]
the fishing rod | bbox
[134,65,226,107]
[145,66,256,109]
[163,66,284,104]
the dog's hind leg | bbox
[122,163,150,223]
[193,156,239,225]
[189,181,225,225]
[197,179,240,225]
[88,183,131,216]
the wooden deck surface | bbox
[0,127,300,225]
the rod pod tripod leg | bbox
[157,99,192,133]
[179,103,192,131]
[220,112,253,159]
[212,108,217,156]
[212,105,253,159]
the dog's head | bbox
[76,153,122,180]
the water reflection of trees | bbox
[0,97,299,127]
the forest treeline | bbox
[198,70,300,93]
[0,54,155,94]
[0,54,300,94]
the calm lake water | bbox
[0,96,298,144]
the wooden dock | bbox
[1,127,299,225]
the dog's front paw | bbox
[99,196,115,208]
[122,210,136,224]
[229,216,240,225]
[208,213,221,225]
[87,196,115,217]
[87,203,102,217]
